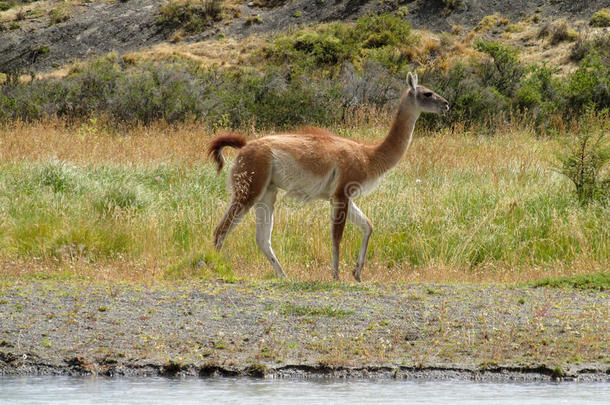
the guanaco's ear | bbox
[407,72,418,93]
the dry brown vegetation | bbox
[0,118,214,165]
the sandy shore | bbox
[0,280,608,381]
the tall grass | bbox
[0,119,607,283]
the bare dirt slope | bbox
[1,0,609,74]
[0,0,166,73]
[223,0,610,38]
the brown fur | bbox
[209,73,449,281]
[207,134,248,173]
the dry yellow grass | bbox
[0,118,215,165]
[0,0,50,23]
[127,34,265,70]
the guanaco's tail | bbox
[207,134,248,173]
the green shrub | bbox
[214,70,341,129]
[569,34,610,64]
[556,109,609,205]
[263,13,416,73]
[420,59,511,128]
[516,64,563,130]
[475,14,498,32]
[157,0,222,33]
[108,62,205,123]
[566,53,610,111]
[354,13,413,48]
[475,40,524,96]
[264,24,358,71]
[589,8,610,27]
[0,2,12,12]
[505,23,525,33]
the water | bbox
[1,376,608,405]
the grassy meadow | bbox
[0,118,607,284]
[1,9,608,285]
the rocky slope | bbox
[1,0,609,73]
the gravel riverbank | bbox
[0,280,607,382]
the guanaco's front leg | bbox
[347,201,373,282]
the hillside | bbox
[1,0,609,73]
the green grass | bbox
[526,272,610,290]
[0,127,608,283]
[22,271,85,281]
[269,280,370,292]
[281,303,353,318]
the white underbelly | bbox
[270,154,338,201]
[358,176,383,196]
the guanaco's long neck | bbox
[370,99,419,176]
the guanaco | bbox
[208,72,449,281]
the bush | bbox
[263,13,416,73]
[475,14,498,32]
[570,34,610,63]
[0,15,608,131]
[549,21,578,45]
[589,8,610,27]
[566,53,610,111]
[215,70,341,129]
[354,13,413,48]
[475,40,524,96]
[157,0,222,33]
[37,161,80,193]
[537,21,577,44]
[264,26,357,71]
[556,110,609,205]
[107,62,206,122]
[94,182,148,213]
[516,64,563,130]
[338,61,402,108]
[419,62,510,128]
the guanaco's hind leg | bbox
[330,196,349,281]
[213,145,272,251]
[254,187,286,278]
[213,200,249,250]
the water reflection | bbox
[0,376,608,405]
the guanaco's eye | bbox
[424,92,433,97]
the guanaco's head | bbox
[404,72,449,115]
